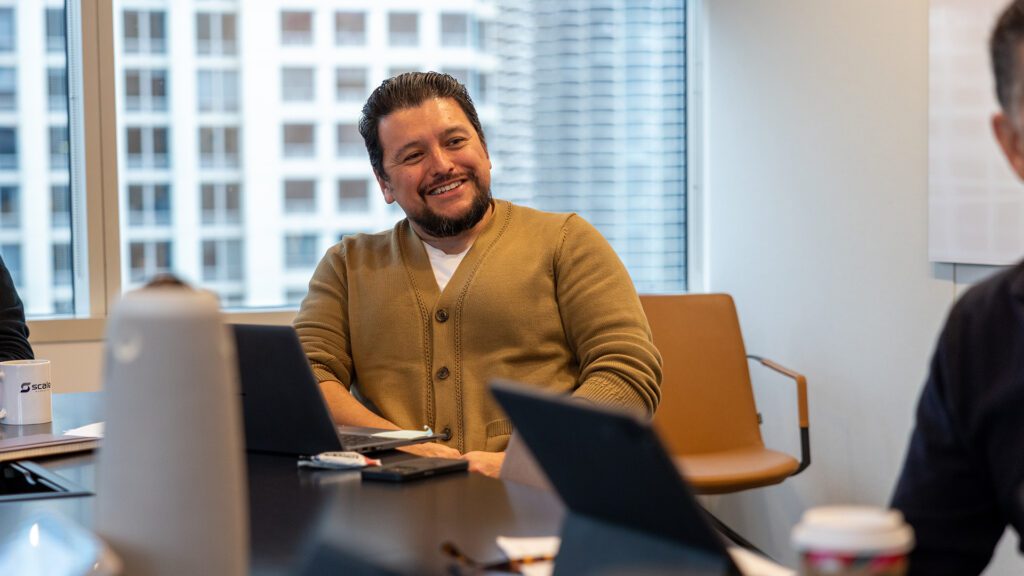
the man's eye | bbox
[448,137,466,146]
[402,152,422,163]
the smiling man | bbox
[294,72,661,476]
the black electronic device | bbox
[361,457,469,482]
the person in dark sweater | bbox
[0,254,32,361]
[890,2,1024,573]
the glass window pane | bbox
[0,68,15,110]
[113,0,688,307]
[0,9,14,52]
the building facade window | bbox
[127,183,171,226]
[0,244,21,287]
[388,13,419,47]
[51,185,70,228]
[200,182,241,224]
[335,123,362,157]
[0,68,14,110]
[335,12,366,46]
[440,13,469,47]
[0,185,17,228]
[199,126,240,168]
[283,179,316,213]
[129,240,173,283]
[124,68,166,111]
[49,125,69,171]
[52,242,72,286]
[335,67,366,101]
[196,12,237,56]
[197,69,239,113]
[0,127,17,170]
[0,9,13,53]
[282,67,314,102]
[284,234,318,269]
[283,124,315,158]
[123,10,166,55]
[202,239,243,282]
[48,67,68,111]
[281,11,313,45]
[46,8,66,53]
[337,179,369,212]
[125,126,170,169]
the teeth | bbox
[429,181,461,196]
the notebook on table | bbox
[490,379,742,575]
[231,324,443,455]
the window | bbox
[283,124,314,158]
[0,244,21,288]
[284,234,318,269]
[285,288,307,305]
[51,185,70,228]
[335,12,366,46]
[388,13,419,47]
[281,11,313,45]
[202,239,243,282]
[129,241,172,283]
[335,67,366,101]
[124,69,166,111]
[125,126,170,169]
[197,69,239,113]
[48,67,68,111]
[50,126,69,170]
[440,13,469,47]
[0,68,14,110]
[199,126,240,168]
[200,182,241,225]
[46,8,66,53]
[127,183,171,226]
[335,123,362,157]
[0,127,17,170]
[0,9,14,53]
[282,67,314,102]
[337,179,369,212]
[196,12,236,56]
[0,185,17,228]
[123,10,166,54]
[284,179,316,213]
[52,243,72,286]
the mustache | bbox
[419,171,476,196]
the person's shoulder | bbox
[947,260,1024,330]
[502,200,596,232]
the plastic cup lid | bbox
[791,506,915,554]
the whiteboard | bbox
[929,0,1024,265]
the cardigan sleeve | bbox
[293,244,356,388]
[553,215,662,416]
[0,254,32,361]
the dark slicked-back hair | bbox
[358,72,486,180]
[992,0,1024,115]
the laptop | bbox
[490,379,742,575]
[231,324,443,455]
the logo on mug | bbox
[19,382,50,393]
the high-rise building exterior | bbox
[0,0,686,317]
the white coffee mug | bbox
[0,359,53,425]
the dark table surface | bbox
[0,393,566,575]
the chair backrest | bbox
[640,293,764,455]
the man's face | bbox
[375,97,492,239]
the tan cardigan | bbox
[294,200,662,453]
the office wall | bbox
[702,0,1021,572]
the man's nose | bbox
[425,147,456,176]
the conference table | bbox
[0,393,567,575]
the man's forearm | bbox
[318,381,399,430]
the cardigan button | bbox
[435,309,449,323]
[436,366,450,380]
[441,426,452,441]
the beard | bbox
[408,172,493,238]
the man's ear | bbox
[993,112,1024,180]
[375,172,394,204]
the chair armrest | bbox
[747,354,811,475]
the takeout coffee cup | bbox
[0,359,53,425]
[791,506,914,576]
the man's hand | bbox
[462,451,506,478]
[397,442,462,459]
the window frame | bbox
[28,0,701,344]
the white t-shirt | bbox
[421,240,472,292]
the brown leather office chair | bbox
[640,293,810,495]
